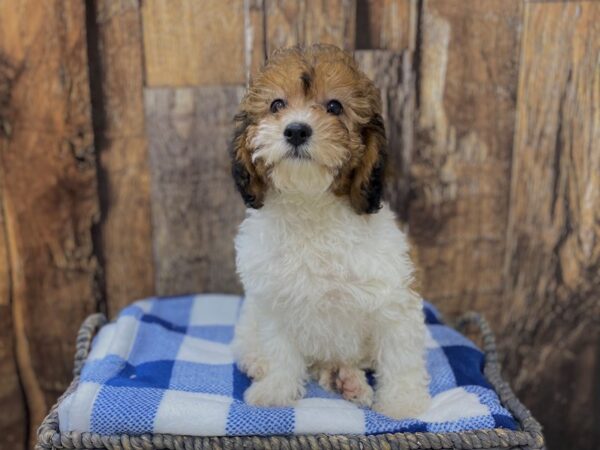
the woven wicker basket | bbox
[36,312,545,450]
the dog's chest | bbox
[257,225,378,361]
[235,199,411,362]
[236,200,408,306]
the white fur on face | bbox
[270,159,334,195]
[250,107,350,194]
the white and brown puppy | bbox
[230,44,430,419]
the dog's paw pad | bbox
[335,367,373,407]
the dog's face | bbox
[231,44,386,214]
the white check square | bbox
[176,334,234,364]
[189,294,241,326]
[154,391,232,436]
[295,398,365,434]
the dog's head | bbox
[231,44,386,214]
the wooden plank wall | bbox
[0,2,100,448]
[411,0,523,319]
[0,1,597,449]
[500,2,600,446]
[87,0,155,316]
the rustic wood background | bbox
[0,0,598,449]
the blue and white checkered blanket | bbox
[58,294,516,436]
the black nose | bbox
[284,122,312,147]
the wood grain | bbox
[88,0,155,316]
[145,87,246,296]
[142,0,246,86]
[0,306,25,449]
[501,2,600,448]
[355,50,415,221]
[265,0,356,55]
[0,56,27,448]
[0,179,26,450]
[355,0,416,51]
[410,0,522,319]
[244,0,266,83]
[0,0,99,443]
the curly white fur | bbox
[232,184,431,418]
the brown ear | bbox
[230,112,266,208]
[349,114,387,214]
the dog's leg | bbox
[372,300,431,419]
[312,362,336,391]
[232,298,268,380]
[243,320,307,407]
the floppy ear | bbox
[349,114,387,214]
[230,112,266,209]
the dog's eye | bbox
[326,100,343,115]
[270,99,286,114]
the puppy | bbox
[230,44,431,419]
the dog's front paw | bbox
[244,378,305,407]
[373,389,431,419]
[237,353,269,380]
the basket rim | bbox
[36,309,545,450]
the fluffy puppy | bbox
[230,44,431,419]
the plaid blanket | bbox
[58,294,516,436]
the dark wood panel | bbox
[89,0,155,316]
[355,50,415,221]
[501,2,600,448]
[0,177,26,450]
[145,87,246,296]
[0,1,99,444]
[0,305,25,449]
[410,0,523,319]
[355,0,416,51]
